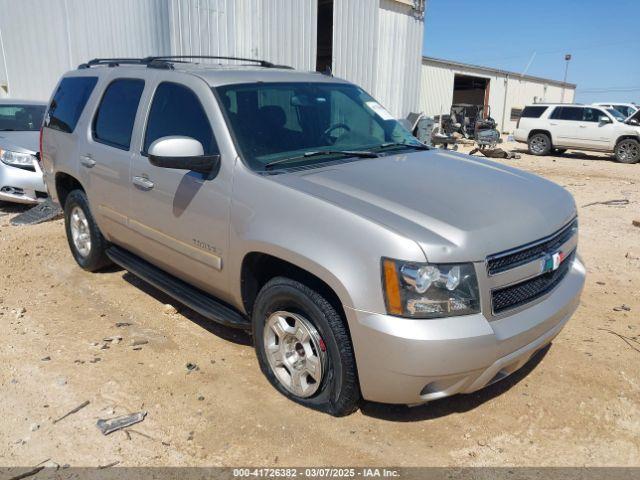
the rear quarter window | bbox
[550,106,583,121]
[46,76,98,133]
[520,106,548,118]
[92,78,145,150]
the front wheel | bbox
[528,133,552,156]
[614,139,640,164]
[252,277,360,416]
[64,189,112,271]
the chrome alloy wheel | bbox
[618,141,640,163]
[69,206,91,257]
[263,311,326,398]
[530,135,548,154]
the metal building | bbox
[0,0,426,118]
[420,57,577,133]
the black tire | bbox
[63,189,111,272]
[252,277,361,416]
[614,139,640,164]
[528,133,552,156]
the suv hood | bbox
[273,149,576,262]
[0,131,39,154]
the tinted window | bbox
[613,105,633,117]
[521,106,548,118]
[550,107,583,121]
[583,107,606,123]
[217,82,420,171]
[0,104,46,131]
[92,79,144,150]
[144,83,217,154]
[46,77,98,133]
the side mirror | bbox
[148,136,220,174]
[628,119,639,126]
[599,116,612,124]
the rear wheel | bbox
[252,277,360,416]
[528,133,552,156]
[64,190,111,271]
[614,139,640,164]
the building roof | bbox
[422,56,577,89]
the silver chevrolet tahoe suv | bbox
[41,56,585,416]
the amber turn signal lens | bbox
[382,259,403,315]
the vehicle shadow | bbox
[120,271,253,347]
[511,148,614,162]
[0,201,30,217]
[360,344,550,422]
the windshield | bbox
[0,104,46,131]
[606,108,627,121]
[215,82,423,171]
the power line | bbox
[578,86,640,93]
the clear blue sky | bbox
[423,0,640,104]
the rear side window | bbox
[520,106,548,118]
[582,108,605,123]
[92,79,145,150]
[550,106,584,121]
[46,76,98,133]
[143,82,217,155]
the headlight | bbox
[0,149,35,168]
[382,258,480,318]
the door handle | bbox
[579,125,587,128]
[133,176,155,190]
[549,122,558,126]
[80,154,96,168]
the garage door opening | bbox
[316,0,334,73]
[453,74,490,116]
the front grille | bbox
[492,251,575,313]
[487,219,577,275]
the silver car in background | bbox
[0,99,48,204]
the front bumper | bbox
[0,160,48,204]
[346,256,585,405]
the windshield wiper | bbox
[264,150,379,170]
[0,128,17,131]
[372,142,430,151]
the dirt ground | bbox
[0,142,639,468]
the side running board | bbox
[106,246,250,330]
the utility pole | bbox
[561,54,572,103]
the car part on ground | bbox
[10,198,63,226]
[468,146,521,159]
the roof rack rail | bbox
[143,55,294,70]
[77,55,293,70]
[77,58,147,69]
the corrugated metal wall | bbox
[0,0,170,100]
[0,0,423,117]
[375,0,423,118]
[332,0,379,96]
[0,0,318,100]
[420,60,577,132]
[332,0,424,118]
[168,0,317,70]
